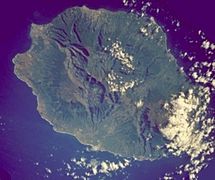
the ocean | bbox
[0,0,214,179]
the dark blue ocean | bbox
[0,0,214,179]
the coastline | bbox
[11,6,189,163]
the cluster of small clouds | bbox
[105,41,140,94]
[173,30,215,179]
[189,61,215,90]
[106,70,137,94]
[198,30,215,58]
[201,40,215,51]
[160,86,214,179]
[198,29,215,52]
[139,19,162,38]
[122,0,137,7]
[66,157,131,179]
[38,155,131,180]
[122,0,152,12]
[110,41,135,71]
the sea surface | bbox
[0,0,214,179]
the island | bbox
[13,6,212,165]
